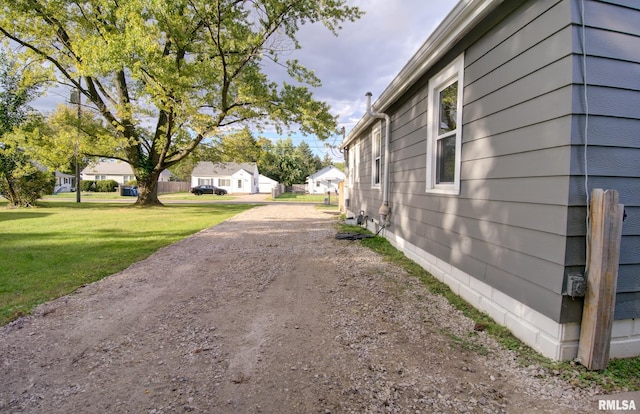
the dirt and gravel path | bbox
[1,204,608,413]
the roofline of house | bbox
[340,0,503,149]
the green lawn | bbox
[274,192,338,204]
[0,200,254,325]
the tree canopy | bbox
[0,0,361,205]
[0,52,53,207]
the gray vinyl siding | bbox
[568,0,640,319]
[346,0,639,323]
[423,0,576,322]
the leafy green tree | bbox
[203,127,263,163]
[0,52,53,207]
[295,141,319,179]
[0,0,361,206]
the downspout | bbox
[365,92,391,224]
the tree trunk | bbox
[1,176,20,207]
[135,172,163,206]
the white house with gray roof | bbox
[307,166,345,194]
[81,160,173,184]
[191,161,259,194]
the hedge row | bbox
[80,179,119,192]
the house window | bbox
[371,124,381,188]
[219,179,230,187]
[237,179,243,189]
[347,147,354,187]
[96,175,106,181]
[355,142,360,183]
[426,53,464,194]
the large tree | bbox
[0,0,361,205]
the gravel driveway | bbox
[0,204,607,413]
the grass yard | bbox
[274,192,339,204]
[0,200,254,325]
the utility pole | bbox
[70,80,81,203]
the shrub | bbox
[0,164,54,207]
[95,179,118,192]
[80,180,96,192]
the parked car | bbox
[190,185,227,196]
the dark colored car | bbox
[190,185,227,196]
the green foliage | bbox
[95,179,118,192]
[202,127,263,163]
[257,137,322,185]
[80,180,96,192]
[0,148,54,207]
[0,52,51,207]
[0,0,362,205]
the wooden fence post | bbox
[577,189,624,370]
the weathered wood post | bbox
[577,189,624,370]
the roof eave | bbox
[340,0,503,149]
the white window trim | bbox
[347,147,354,188]
[426,53,464,195]
[371,123,382,189]
[355,142,360,183]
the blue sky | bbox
[32,0,456,161]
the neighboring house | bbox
[54,171,75,193]
[191,161,259,194]
[307,166,345,194]
[258,174,278,193]
[341,0,640,361]
[81,160,173,184]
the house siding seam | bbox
[568,0,640,320]
[344,0,640,360]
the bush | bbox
[95,179,118,192]
[80,180,96,192]
[0,166,54,207]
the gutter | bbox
[365,92,391,223]
[340,0,503,150]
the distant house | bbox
[341,0,640,361]
[81,160,173,184]
[191,161,259,194]
[307,166,345,194]
[258,174,278,193]
[54,171,75,193]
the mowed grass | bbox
[274,193,337,203]
[0,200,254,325]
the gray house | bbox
[341,0,639,361]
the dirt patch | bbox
[1,204,604,413]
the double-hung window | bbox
[371,124,382,188]
[426,53,464,194]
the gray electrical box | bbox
[566,273,586,298]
